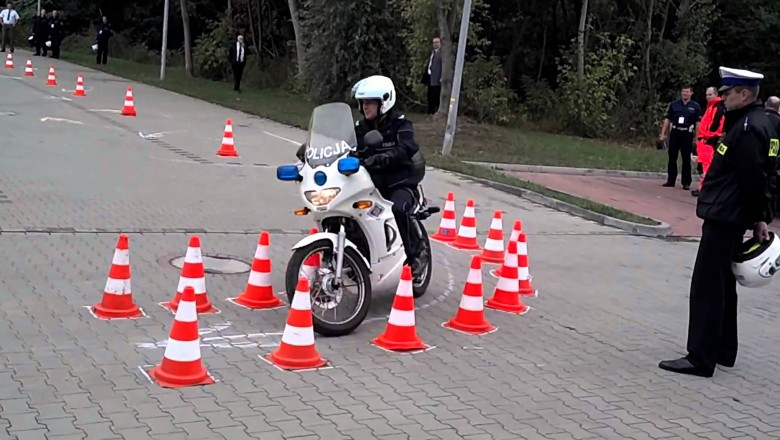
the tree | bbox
[181,0,194,77]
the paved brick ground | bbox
[1,53,780,439]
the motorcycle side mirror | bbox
[364,130,383,149]
[276,165,302,182]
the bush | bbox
[193,18,237,81]
[460,55,518,125]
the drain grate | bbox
[0,190,11,204]
[169,254,250,274]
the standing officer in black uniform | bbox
[31,9,48,56]
[659,67,778,378]
[95,16,112,65]
[659,84,703,190]
[48,10,62,59]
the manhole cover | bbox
[0,111,16,116]
[170,254,250,274]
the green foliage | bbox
[460,55,517,125]
[193,17,237,80]
[556,32,637,138]
[300,0,409,103]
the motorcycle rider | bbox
[296,75,427,279]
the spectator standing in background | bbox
[48,10,63,59]
[420,37,442,114]
[0,2,20,53]
[692,87,727,197]
[32,9,48,56]
[95,16,112,65]
[659,84,703,190]
[228,35,247,93]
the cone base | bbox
[233,290,284,309]
[121,109,136,117]
[74,91,86,97]
[371,333,427,352]
[485,296,529,314]
[91,301,143,319]
[519,287,538,298]
[478,252,504,264]
[430,231,457,243]
[216,148,238,157]
[24,73,33,77]
[449,240,482,251]
[46,81,57,86]
[148,364,214,388]
[443,318,496,335]
[265,348,327,370]
[163,299,219,315]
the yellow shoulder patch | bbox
[717,143,728,155]
[770,139,779,157]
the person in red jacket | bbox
[692,86,727,196]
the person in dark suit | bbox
[228,35,247,93]
[32,8,48,56]
[420,37,442,114]
[95,16,112,65]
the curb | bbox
[434,167,674,238]
[465,161,703,182]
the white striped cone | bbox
[4,53,12,69]
[495,220,524,278]
[517,233,538,297]
[74,74,86,97]
[478,210,505,264]
[450,199,482,251]
[372,266,427,351]
[46,66,57,86]
[149,286,214,387]
[233,231,284,309]
[300,228,320,280]
[443,255,496,334]
[24,60,33,76]
[168,235,216,314]
[266,277,327,370]
[121,87,136,116]
[431,192,458,242]
[91,234,143,319]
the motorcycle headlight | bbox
[304,187,341,206]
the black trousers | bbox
[34,37,47,56]
[232,62,245,91]
[427,85,441,114]
[686,220,746,372]
[96,41,108,64]
[380,186,418,262]
[667,132,694,187]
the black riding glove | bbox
[364,152,393,169]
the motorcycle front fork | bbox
[333,223,346,285]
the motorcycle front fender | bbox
[291,232,370,270]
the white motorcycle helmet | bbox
[353,75,396,116]
[732,231,780,288]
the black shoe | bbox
[658,357,714,377]
[662,182,675,187]
[717,357,736,368]
[691,189,699,197]
[682,185,690,190]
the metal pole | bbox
[441,0,472,156]
[160,0,170,80]
[37,0,41,14]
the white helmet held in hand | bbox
[732,231,780,288]
[353,75,396,116]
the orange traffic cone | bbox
[91,234,144,319]
[4,53,12,69]
[216,118,239,157]
[121,87,137,116]
[232,231,284,309]
[485,241,529,314]
[24,59,33,77]
[165,235,217,314]
[148,286,215,388]
[517,233,538,297]
[443,256,496,335]
[430,192,457,243]
[372,266,428,351]
[46,66,57,86]
[450,199,482,251]
[300,228,320,280]
[478,210,505,264]
[73,74,86,97]
[265,277,328,370]
[494,220,523,279]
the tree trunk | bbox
[181,0,194,77]
[576,0,588,82]
[227,0,232,22]
[287,0,305,75]
[643,0,656,102]
[247,0,261,66]
[435,0,455,119]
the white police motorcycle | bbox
[276,102,439,336]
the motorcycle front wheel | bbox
[285,239,372,337]
[412,219,433,298]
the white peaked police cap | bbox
[719,67,765,92]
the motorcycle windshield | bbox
[305,102,358,168]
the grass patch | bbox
[60,50,661,226]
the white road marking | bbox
[264,131,300,145]
[45,96,72,102]
[89,108,121,113]
[40,117,83,125]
